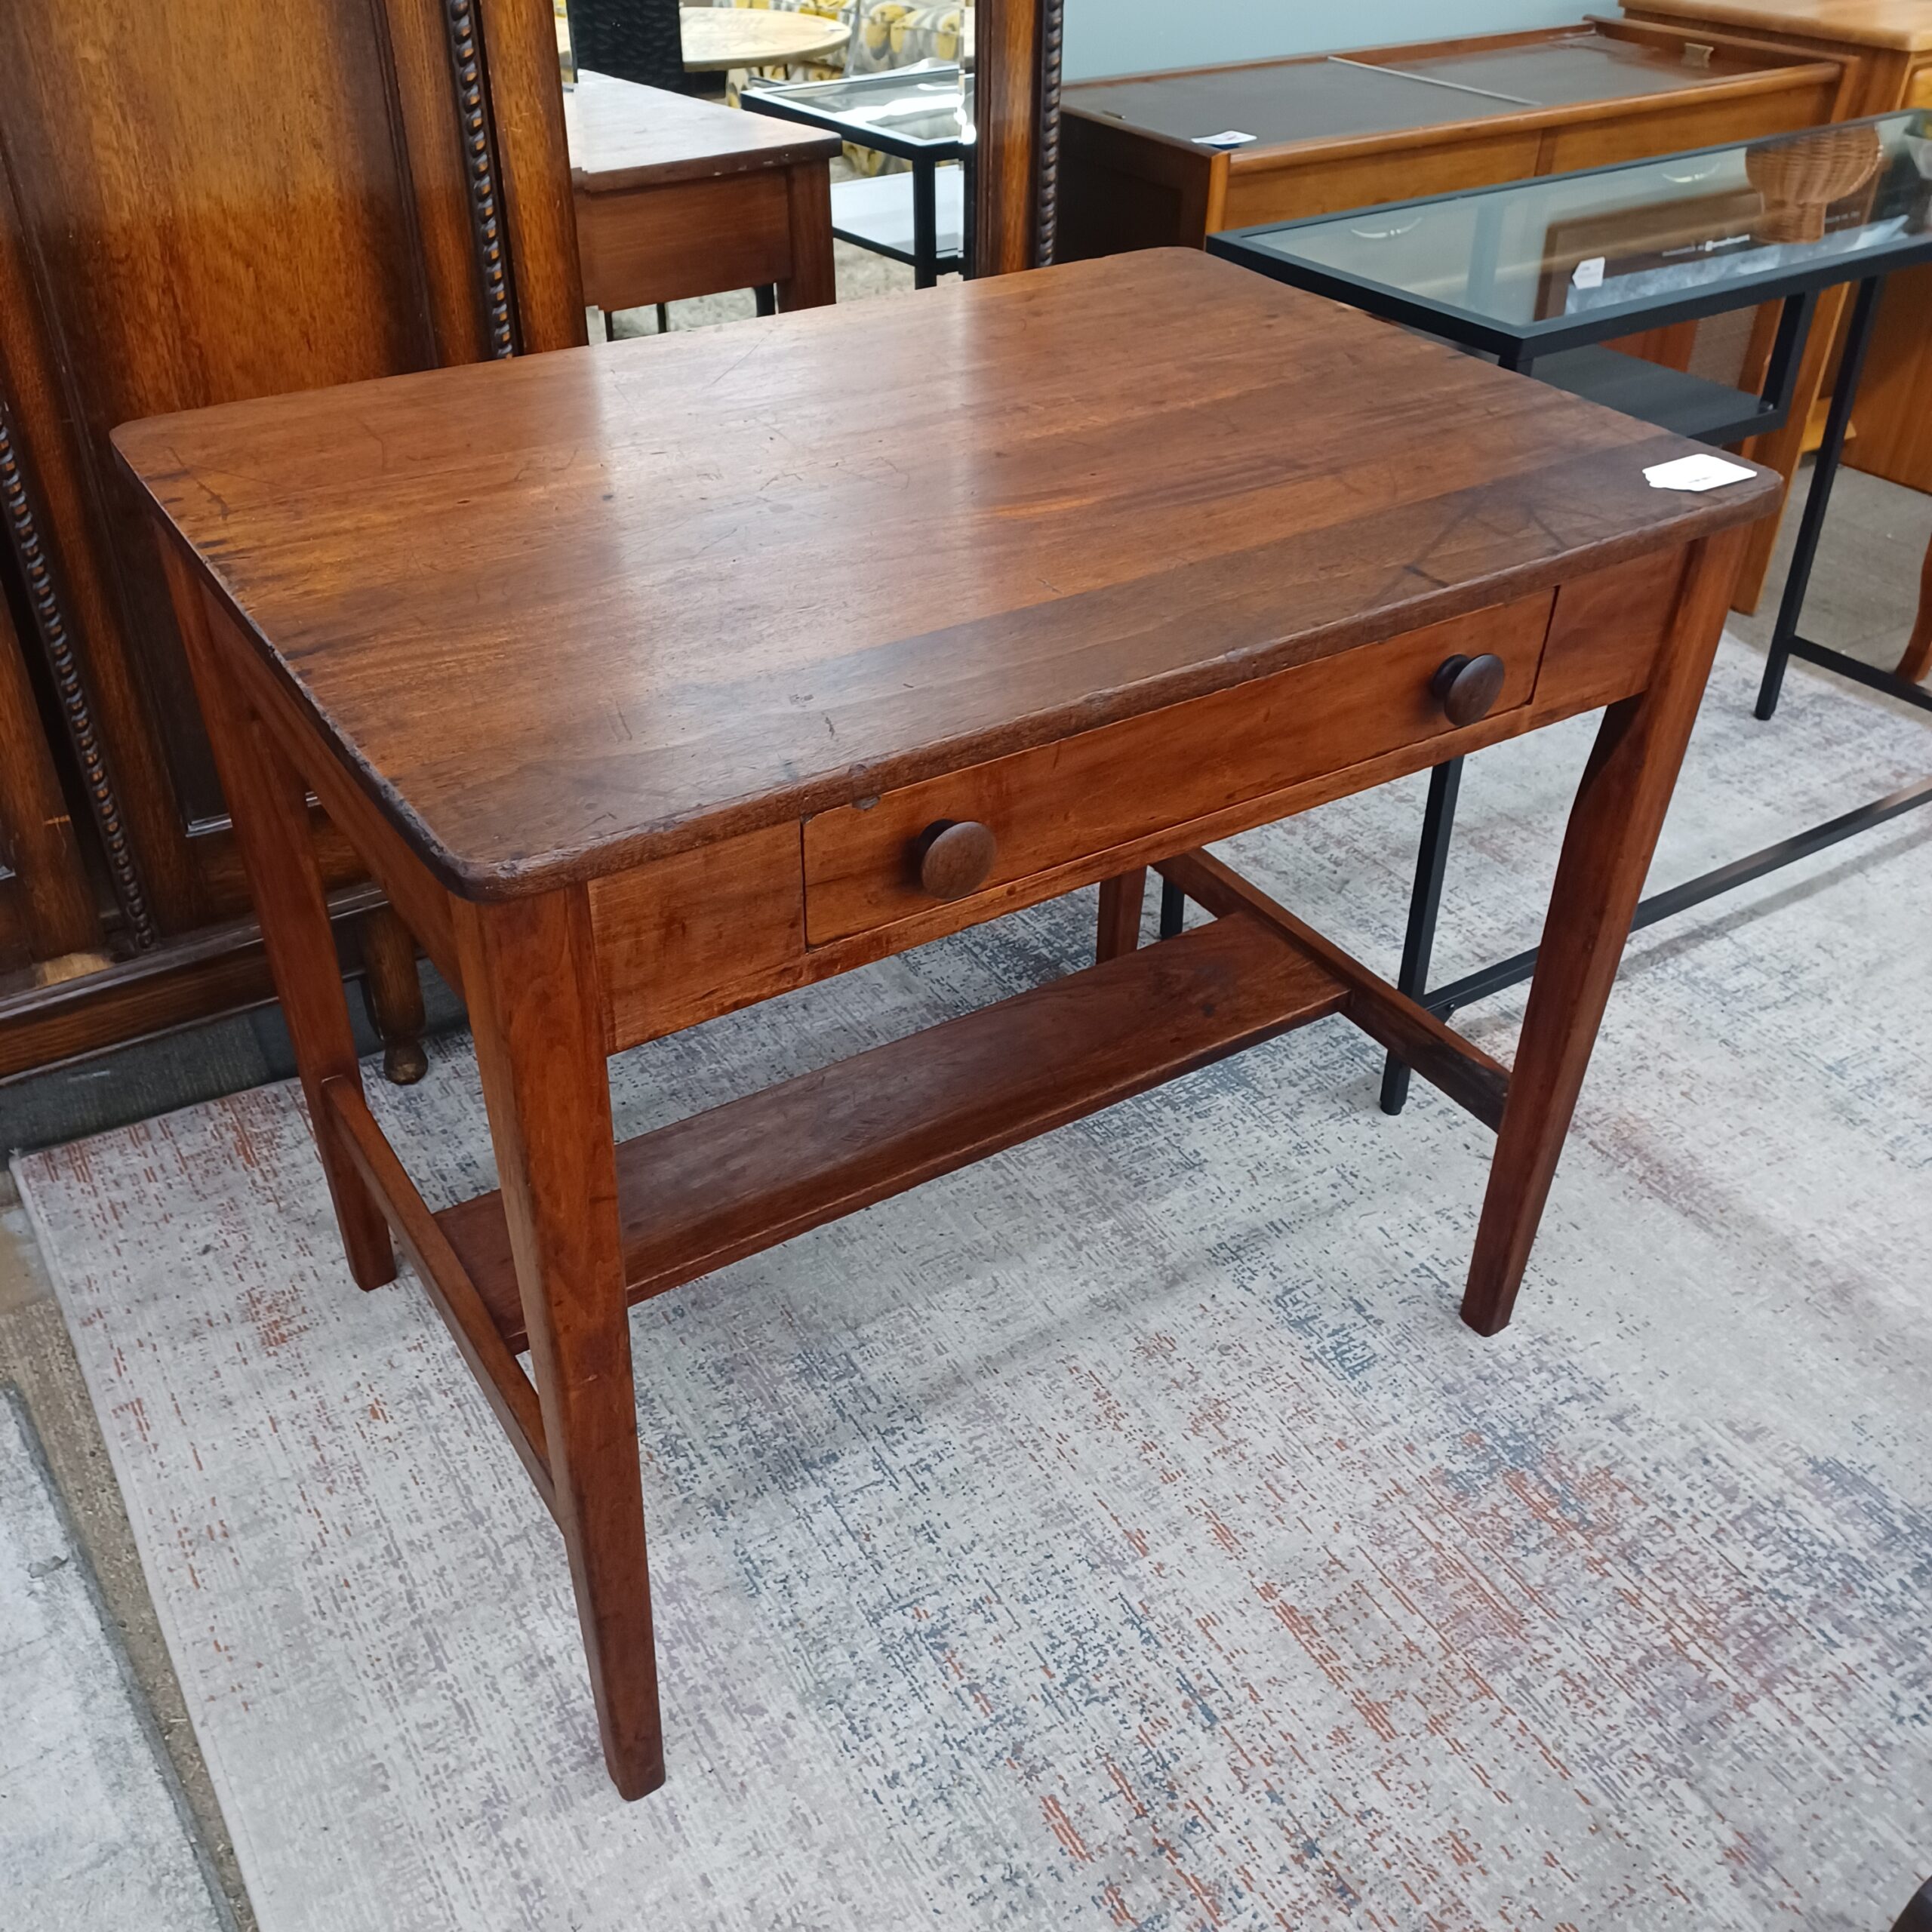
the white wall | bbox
[1063,1,1592,81]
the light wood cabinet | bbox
[1623,0,1932,515]
[0,0,583,1079]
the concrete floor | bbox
[0,354,1923,1926]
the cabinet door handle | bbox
[912,819,998,898]
[1431,653,1507,727]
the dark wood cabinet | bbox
[0,0,583,1081]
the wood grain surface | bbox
[677,5,849,69]
[566,70,838,190]
[1623,0,1932,52]
[115,250,1777,899]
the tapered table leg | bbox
[161,546,395,1291]
[776,157,835,312]
[1462,528,1746,1337]
[1897,534,1932,686]
[454,888,664,1800]
[1095,869,1146,962]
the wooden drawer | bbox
[804,593,1554,944]
[1220,131,1546,229]
[1539,77,1838,174]
[574,170,792,312]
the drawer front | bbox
[804,592,1553,944]
[1540,81,1836,174]
[1222,132,1544,229]
[1530,547,1687,724]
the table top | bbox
[679,6,851,71]
[743,62,970,152]
[1213,111,1932,351]
[565,69,838,190]
[1063,29,1810,152]
[1625,0,1932,53]
[114,250,1776,900]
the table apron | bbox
[587,546,1687,1054]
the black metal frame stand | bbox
[1371,269,1932,1112]
[741,72,973,286]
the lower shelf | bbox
[438,908,1346,1350]
[1534,345,1773,445]
[829,167,965,266]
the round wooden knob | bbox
[1431,653,1507,727]
[913,819,998,899]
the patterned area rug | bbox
[14,637,1932,1932]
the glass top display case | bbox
[1211,112,1932,352]
[1208,112,1932,447]
[742,62,971,156]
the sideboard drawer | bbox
[804,592,1553,943]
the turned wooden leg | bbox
[1897,533,1932,685]
[776,157,835,312]
[1462,529,1746,1337]
[358,904,429,1085]
[454,888,663,1799]
[1095,869,1147,962]
[161,546,395,1291]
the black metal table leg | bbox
[1158,878,1186,940]
[912,158,938,290]
[1382,756,1464,1115]
[754,285,777,318]
[1755,273,1886,722]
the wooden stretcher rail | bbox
[438,900,1352,1352]
[321,1079,555,1511]
[1156,849,1512,1129]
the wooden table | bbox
[678,5,851,73]
[116,251,1776,1801]
[565,69,838,321]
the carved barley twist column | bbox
[0,405,157,948]
[1033,0,1065,266]
[444,0,518,358]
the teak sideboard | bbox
[1057,17,1848,258]
[120,251,1775,1797]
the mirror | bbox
[559,0,991,343]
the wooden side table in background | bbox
[565,69,840,327]
[678,5,851,89]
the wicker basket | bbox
[1746,126,1882,246]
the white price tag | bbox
[1571,256,1606,289]
[1192,129,1257,148]
[1643,454,1758,493]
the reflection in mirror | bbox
[558,0,977,346]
